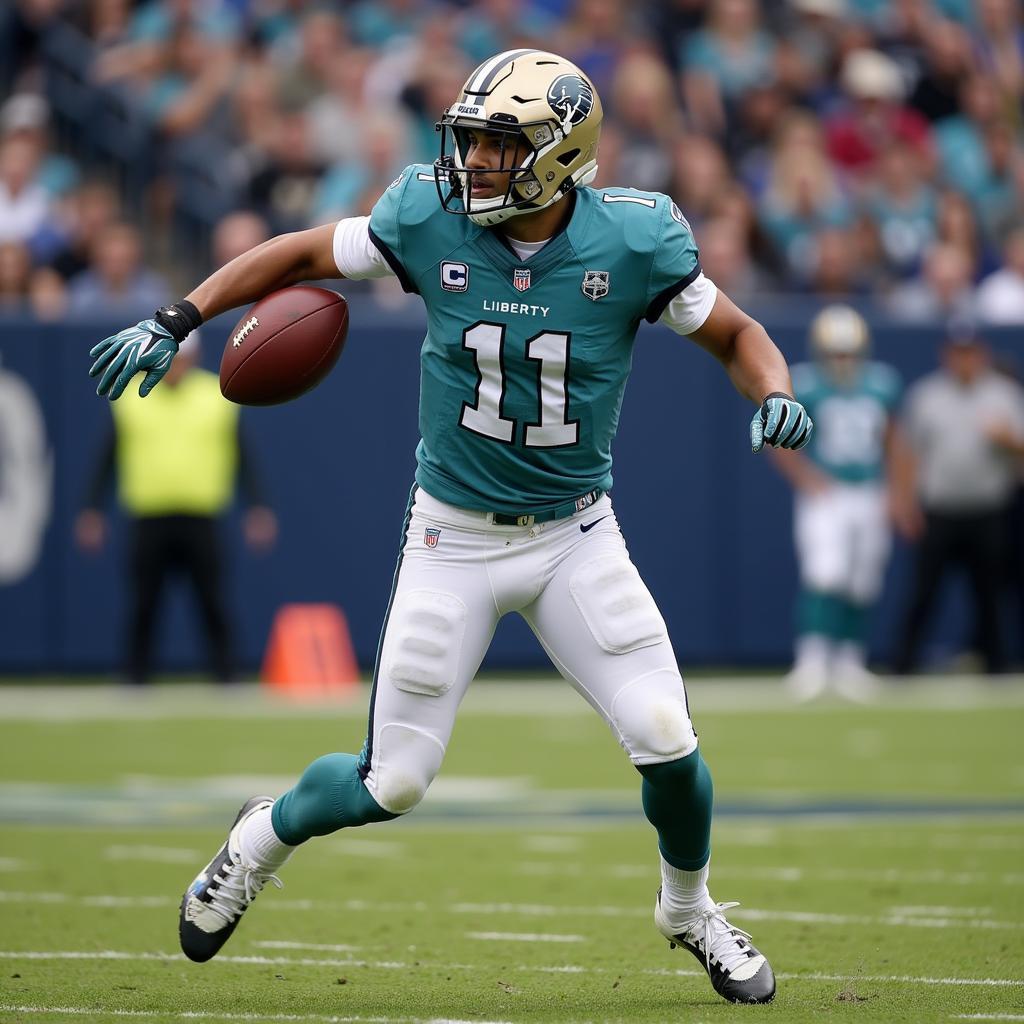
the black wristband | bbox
[762,391,793,404]
[154,299,203,343]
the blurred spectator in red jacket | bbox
[826,48,932,180]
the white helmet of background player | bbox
[810,304,870,359]
[434,50,603,227]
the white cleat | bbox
[179,796,283,963]
[655,892,776,1004]
[783,663,828,702]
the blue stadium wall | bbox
[0,307,1015,675]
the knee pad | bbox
[611,669,697,763]
[366,722,445,814]
[382,589,467,697]
[569,554,668,655]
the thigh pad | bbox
[569,554,668,655]
[383,588,468,697]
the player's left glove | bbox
[88,300,202,400]
[750,392,813,453]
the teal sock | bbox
[271,753,397,845]
[638,747,713,870]
[838,599,871,644]
[797,589,844,640]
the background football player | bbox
[771,305,913,700]
[88,50,812,1006]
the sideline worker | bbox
[76,333,276,683]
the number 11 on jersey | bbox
[460,322,579,449]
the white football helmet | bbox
[434,49,603,227]
[809,304,871,359]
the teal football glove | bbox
[89,300,202,400]
[750,392,813,453]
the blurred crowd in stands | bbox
[1,0,1023,319]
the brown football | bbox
[219,286,348,405]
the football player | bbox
[89,50,811,1005]
[771,305,909,700]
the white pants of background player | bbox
[363,488,697,814]
[792,481,891,676]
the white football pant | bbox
[361,488,698,816]
[794,482,891,603]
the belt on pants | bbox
[486,488,603,528]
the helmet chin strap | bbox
[466,162,598,227]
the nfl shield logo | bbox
[424,527,441,548]
[513,268,531,292]
[581,270,610,301]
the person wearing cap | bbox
[826,48,932,178]
[75,331,277,684]
[893,330,1024,674]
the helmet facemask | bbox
[435,118,548,226]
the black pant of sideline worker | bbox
[128,515,233,685]
[894,508,1009,675]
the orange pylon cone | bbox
[261,603,360,698]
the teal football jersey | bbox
[368,165,702,514]
[790,360,902,483]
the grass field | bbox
[0,677,1022,1024]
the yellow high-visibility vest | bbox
[111,368,240,516]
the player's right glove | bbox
[750,392,813,453]
[88,300,202,400]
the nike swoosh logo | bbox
[580,516,610,533]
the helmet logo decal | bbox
[547,74,594,128]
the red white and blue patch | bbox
[513,268,531,292]
[424,528,441,548]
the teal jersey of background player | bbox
[790,360,902,483]
[368,164,702,515]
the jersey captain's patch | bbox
[513,268,531,292]
[441,261,469,292]
[581,270,609,301]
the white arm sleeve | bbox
[658,272,719,336]
[332,216,395,280]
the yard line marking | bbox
[466,931,585,943]
[953,1016,1024,1020]
[3,890,1022,931]
[104,844,199,864]
[452,900,1024,930]
[713,866,1024,886]
[3,677,1023,721]
[0,952,1020,988]
[773,972,1024,988]
[254,941,361,953]
[0,1008,513,1024]
[888,905,993,917]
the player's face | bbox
[821,353,861,386]
[462,129,530,200]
